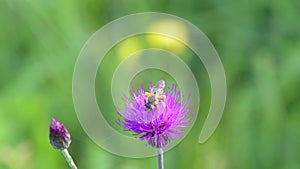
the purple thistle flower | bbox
[49,118,71,150]
[118,80,192,148]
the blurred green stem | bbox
[61,149,78,169]
[157,148,164,169]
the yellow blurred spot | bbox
[117,38,141,61]
[147,20,188,55]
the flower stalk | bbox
[61,149,78,169]
[157,148,164,169]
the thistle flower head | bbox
[49,118,71,150]
[118,80,192,148]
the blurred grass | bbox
[0,0,300,169]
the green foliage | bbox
[0,0,299,169]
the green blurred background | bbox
[1,0,300,169]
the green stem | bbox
[61,149,78,169]
[157,148,164,169]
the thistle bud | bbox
[49,118,71,150]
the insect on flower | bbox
[117,80,192,148]
[144,80,166,111]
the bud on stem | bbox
[49,118,78,169]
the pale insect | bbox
[145,80,166,111]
